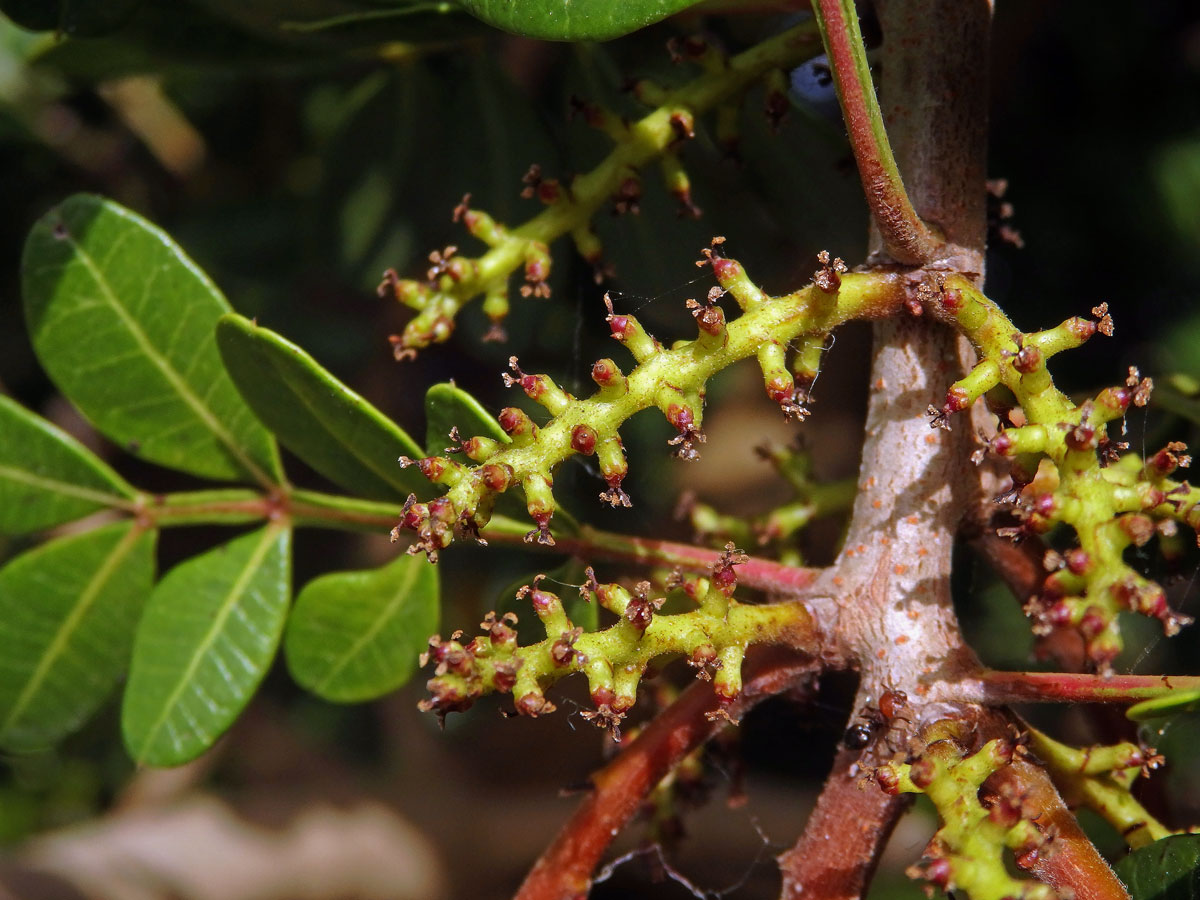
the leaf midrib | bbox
[313,560,422,692]
[0,462,134,511]
[60,227,274,488]
[0,524,146,739]
[134,524,284,761]
[275,353,415,494]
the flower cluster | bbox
[418,547,813,728]
[391,248,906,560]
[930,277,1194,668]
[377,24,821,355]
[877,736,1059,900]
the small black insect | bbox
[843,722,874,749]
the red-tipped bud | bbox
[925,858,953,888]
[1079,605,1107,639]
[1064,548,1092,575]
[765,374,794,405]
[498,407,535,438]
[711,257,740,285]
[609,315,634,341]
[944,385,971,414]
[1068,317,1097,342]
[941,288,963,312]
[481,463,513,492]
[666,404,694,430]
[571,424,598,455]
[1120,514,1156,547]
[1013,344,1042,374]
[525,256,550,284]
[1097,385,1132,414]
[876,766,902,794]
[592,357,624,387]
[515,692,553,716]
[1066,421,1097,451]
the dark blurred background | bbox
[2,2,1200,898]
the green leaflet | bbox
[216,314,428,501]
[0,522,156,751]
[121,524,291,766]
[458,0,704,40]
[22,194,282,486]
[424,381,509,457]
[1127,689,1200,723]
[284,553,438,702]
[0,395,135,534]
[1116,834,1200,900]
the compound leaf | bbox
[1116,834,1200,900]
[122,524,291,766]
[285,552,438,702]
[217,313,428,501]
[22,194,282,486]
[0,522,156,751]
[424,381,508,457]
[0,395,135,535]
[457,0,704,40]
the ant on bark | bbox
[843,687,913,756]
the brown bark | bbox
[780,3,993,896]
[777,749,909,899]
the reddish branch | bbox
[812,0,944,264]
[513,647,817,900]
[777,749,909,898]
[554,527,822,593]
[959,671,1200,706]
[989,757,1131,900]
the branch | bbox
[953,671,1200,706]
[555,525,822,594]
[988,757,1131,900]
[777,749,908,898]
[812,0,943,264]
[513,647,815,900]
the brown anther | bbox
[612,176,641,216]
[579,704,626,740]
[426,245,459,282]
[377,267,401,299]
[695,236,727,267]
[1126,367,1153,406]
[1092,302,1114,336]
[927,404,953,432]
[812,250,847,293]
